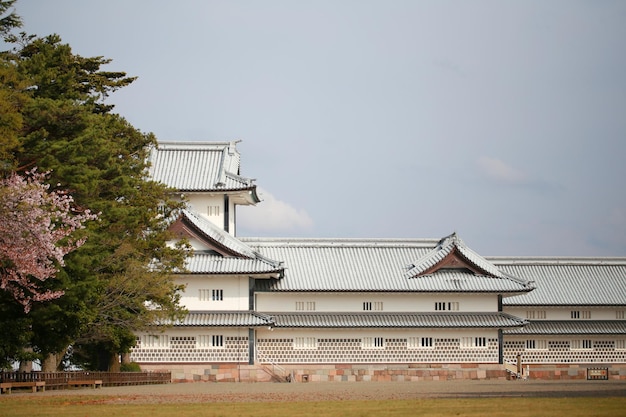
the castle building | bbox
[130,141,626,382]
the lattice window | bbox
[571,310,591,319]
[207,205,220,216]
[526,339,547,350]
[293,337,317,350]
[296,301,316,311]
[198,289,211,301]
[617,310,625,320]
[197,334,224,348]
[407,337,433,349]
[435,302,459,311]
[571,339,592,350]
[362,337,385,349]
[616,340,626,350]
[461,336,487,348]
[212,289,224,301]
[363,301,382,311]
[526,310,546,319]
[141,334,169,348]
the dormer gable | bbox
[405,233,535,291]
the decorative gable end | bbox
[405,233,535,292]
[420,247,489,276]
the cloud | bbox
[476,156,528,184]
[237,188,313,234]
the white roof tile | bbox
[494,259,626,306]
[268,312,526,328]
[149,141,257,193]
[244,238,532,293]
[503,320,626,335]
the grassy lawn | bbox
[0,396,625,417]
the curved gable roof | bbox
[405,233,534,291]
[176,210,283,276]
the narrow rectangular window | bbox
[306,301,316,311]
[475,337,487,347]
[436,302,459,311]
[526,340,536,350]
[617,310,626,320]
[212,289,223,301]
[408,337,433,349]
[141,334,169,348]
[212,335,224,348]
[571,311,580,319]
[615,340,626,350]
[362,337,385,349]
[363,302,372,311]
[198,289,211,301]
[460,337,472,348]
[581,311,591,319]
[537,311,546,319]
[571,339,592,350]
[207,205,220,216]
[294,337,317,350]
[295,301,305,311]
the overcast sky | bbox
[11,1,626,256]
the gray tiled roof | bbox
[503,320,626,335]
[267,312,527,328]
[149,141,257,194]
[187,252,284,275]
[494,259,626,306]
[244,238,532,294]
[405,233,533,290]
[182,210,283,275]
[171,312,272,327]
[183,210,257,258]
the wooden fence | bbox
[0,371,171,390]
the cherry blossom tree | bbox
[0,170,97,312]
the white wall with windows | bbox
[504,307,624,321]
[180,275,250,310]
[255,293,497,312]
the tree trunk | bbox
[108,352,121,372]
[18,360,32,372]
[18,347,33,372]
[41,353,61,372]
[121,352,131,365]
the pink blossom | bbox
[0,170,98,312]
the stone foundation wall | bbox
[524,364,626,380]
[138,362,626,382]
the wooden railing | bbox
[0,371,170,389]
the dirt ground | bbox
[10,379,626,403]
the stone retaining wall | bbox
[138,362,626,382]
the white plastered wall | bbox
[179,274,250,310]
[256,292,498,312]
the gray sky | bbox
[12,0,626,256]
